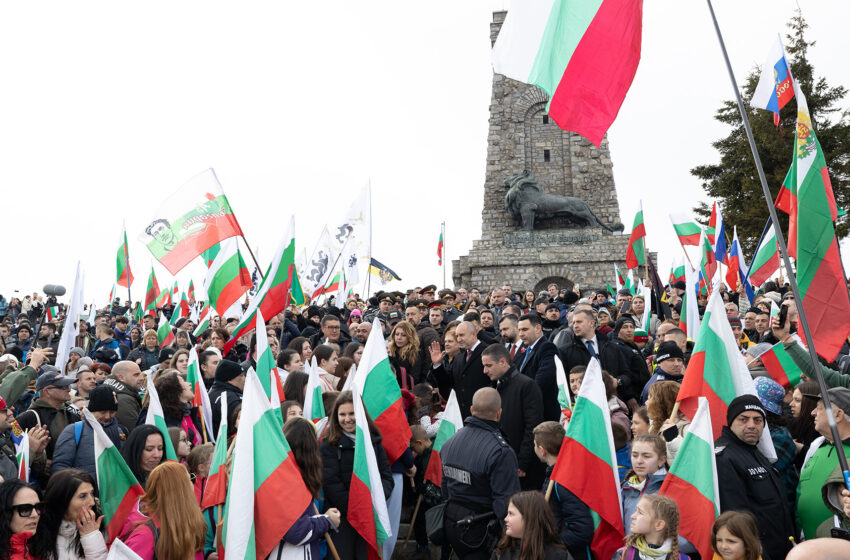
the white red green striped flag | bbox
[204,238,252,318]
[145,374,179,461]
[625,201,645,269]
[550,358,624,560]
[201,396,229,510]
[144,268,161,312]
[169,292,190,327]
[254,310,285,424]
[677,285,776,460]
[659,397,719,560]
[747,226,780,288]
[669,256,685,285]
[156,311,175,347]
[46,306,60,322]
[669,213,702,247]
[554,355,572,421]
[187,348,215,442]
[117,221,134,288]
[139,169,245,275]
[303,357,325,423]
[759,342,803,388]
[423,390,463,487]
[193,305,214,338]
[350,383,392,556]
[83,409,144,543]
[222,368,312,560]
[355,318,412,463]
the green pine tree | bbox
[691,11,850,255]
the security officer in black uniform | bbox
[440,387,520,559]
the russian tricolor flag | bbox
[750,34,795,126]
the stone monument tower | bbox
[453,11,635,294]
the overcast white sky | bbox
[1,1,848,304]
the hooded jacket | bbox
[102,374,142,432]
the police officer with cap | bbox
[715,394,794,560]
[440,387,520,559]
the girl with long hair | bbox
[320,392,393,560]
[30,469,106,560]
[619,494,688,560]
[276,349,303,376]
[646,381,690,462]
[268,417,340,558]
[168,350,190,376]
[0,479,44,560]
[789,381,820,469]
[711,511,761,560]
[621,435,668,536]
[124,462,206,560]
[492,491,566,560]
[387,321,421,387]
[145,372,201,447]
[121,425,167,489]
[286,337,312,371]
[186,443,214,507]
[342,342,363,367]
[282,372,309,407]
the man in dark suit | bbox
[428,321,489,419]
[498,314,524,368]
[482,343,544,490]
[517,314,561,421]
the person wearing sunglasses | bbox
[0,479,44,559]
[30,469,107,560]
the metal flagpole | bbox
[124,241,133,325]
[442,222,446,290]
[706,0,850,488]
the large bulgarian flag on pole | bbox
[550,358,624,560]
[187,348,215,442]
[201,396,229,511]
[757,341,803,389]
[625,201,645,270]
[785,78,850,361]
[669,213,702,247]
[423,390,463,487]
[747,226,779,288]
[659,397,719,560]
[156,311,175,347]
[225,218,301,353]
[117,220,133,288]
[145,374,179,461]
[350,383,393,560]
[677,285,776,459]
[139,169,245,275]
[83,409,144,543]
[253,310,286,424]
[491,0,642,146]
[204,238,252,318]
[223,368,312,560]
[354,319,412,464]
[144,267,161,312]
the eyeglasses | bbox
[13,502,46,517]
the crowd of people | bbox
[0,279,849,559]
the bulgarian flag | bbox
[678,262,700,340]
[188,279,195,302]
[223,368,312,560]
[187,348,216,442]
[614,264,625,292]
[786,77,850,361]
[669,213,701,247]
[202,242,222,267]
[423,390,463,487]
[83,409,145,543]
[758,341,803,388]
[312,271,342,302]
[491,0,642,146]
[145,374,179,461]
[117,221,134,288]
[698,229,717,294]
[144,268,161,312]
[193,305,214,338]
[355,319,413,464]
[550,359,624,560]
[46,306,60,322]
[253,309,286,423]
[625,201,645,270]
[156,311,175,347]
[139,169,245,275]
[437,230,444,266]
[350,383,393,559]
[555,355,573,421]
[659,397,719,560]
[204,238,252,318]
[303,358,326,423]
[669,256,685,286]
[747,226,779,288]
[225,219,300,353]
[201,396,229,510]
[677,287,776,459]
[169,292,190,327]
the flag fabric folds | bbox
[437,231,444,266]
[201,397,230,510]
[750,34,795,126]
[491,0,643,146]
[550,359,624,560]
[144,268,161,312]
[117,221,134,288]
[187,348,215,442]
[625,202,645,269]
[145,374,179,461]
[747,226,780,288]
[156,311,174,347]
[423,390,463,487]
[758,342,803,388]
[669,213,701,246]
[204,238,252,318]
[368,258,401,285]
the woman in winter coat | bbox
[387,321,423,387]
[268,417,340,559]
[138,372,201,446]
[0,479,44,560]
[320,391,394,560]
[491,491,567,560]
[30,469,107,560]
[126,330,160,372]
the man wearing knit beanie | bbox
[715,394,794,560]
[209,359,246,438]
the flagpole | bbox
[442,221,447,290]
[124,239,133,325]
[706,0,850,488]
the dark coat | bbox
[208,381,243,439]
[552,328,629,390]
[494,368,544,489]
[432,342,489,419]
[542,465,593,560]
[607,337,651,402]
[516,338,560,421]
[308,330,352,355]
[102,375,142,432]
[715,426,795,560]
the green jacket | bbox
[0,365,37,405]
[816,465,850,537]
[785,341,850,388]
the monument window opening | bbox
[542,115,549,124]
[543,149,550,162]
